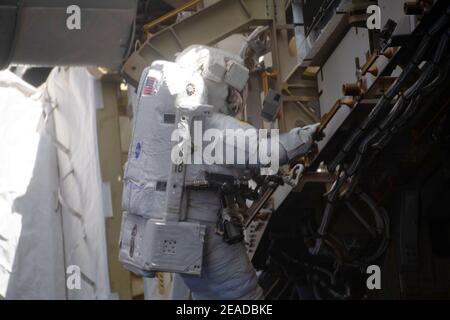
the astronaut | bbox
[119,45,319,300]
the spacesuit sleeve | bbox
[204,113,318,169]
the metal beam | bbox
[96,79,133,299]
[122,0,270,86]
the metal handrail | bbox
[143,0,203,32]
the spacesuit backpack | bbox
[118,61,210,277]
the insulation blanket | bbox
[0,68,111,299]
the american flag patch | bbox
[142,76,157,96]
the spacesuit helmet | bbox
[175,45,249,116]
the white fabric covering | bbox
[0,71,64,299]
[0,68,111,299]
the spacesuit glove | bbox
[279,123,321,162]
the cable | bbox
[312,11,450,257]
[328,11,449,174]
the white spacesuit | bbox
[119,45,318,300]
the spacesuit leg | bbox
[171,273,192,300]
[179,225,264,300]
